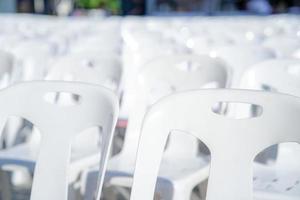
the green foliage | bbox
[76,0,120,13]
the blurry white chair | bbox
[240,58,300,166]
[48,52,123,157]
[47,54,122,163]
[130,89,300,200]
[240,59,300,94]
[11,40,55,81]
[120,39,189,118]
[70,32,121,56]
[0,50,15,89]
[0,53,122,189]
[0,81,118,200]
[212,44,275,88]
[47,54,122,93]
[292,48,300,59]
[262,36,300,58]
[82,55,228,200]
[69,50,121,65]
[187,33,233,55]
[0,50,19,149]
[0,35,24,53]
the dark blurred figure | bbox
[122,0,145,15]
[156,0,203,12]
[44,0,55,14]
[236,0,300,13]
[247,0,272,14]
[270,0,298,12]
[235,0,247,10]
[17,0,55,14]
[17,0,34,12]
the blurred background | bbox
[0,0,298,200]
[0,0,299,16]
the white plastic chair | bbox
[70,31,121,56]
[130,89,300,200]
[0,54,122,188]
[292,48,300,59]
[0,34,24,53]
[47,55,122,170]
[47,54,122,92]
[120,41,189,119]
[262,36,300,58]
[10,40,55,81]
[211,44,276,88]
[0,50,19,149]
[0,81,118,200]
[187,33,233,55]
[0,50,15,90]
[240,59,300,95]
[82,54,228,200]
[239,58,300,189]
[235,59,300,120]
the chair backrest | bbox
[241,59,300,96]
[0,81,118,200]
[70,27,121,55]
[11,40,54,81]
[213,44,275,88]
[46,55,122,92]
[45,54,122,161]
[293,48,300,59]
[122,54,228,157]
[188,33,233,55]
[130,89,300,200]
[262,36,300,58]
[0,50,14,88]
[240,58,300,164]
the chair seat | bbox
[255,191,300,200]
[0,142,101,183]
[81,152,210,191]
[112,153,208,180]
[253,163,300,200]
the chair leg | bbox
[156,181,190,200]
[198,179,208,200]
[103,186,120,200]
[69,183,83,200]
[171,187,191,200]
[0,170,12,200]
[82,171,97,200]
[114,186,130,200]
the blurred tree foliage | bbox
[75,0,120,14]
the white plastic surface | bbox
[82,54,228,200]
[130,89,300,200]
[240,59,300,199]
[47,54,122,92]
[212,44,275,88]
[0,81,119,200]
